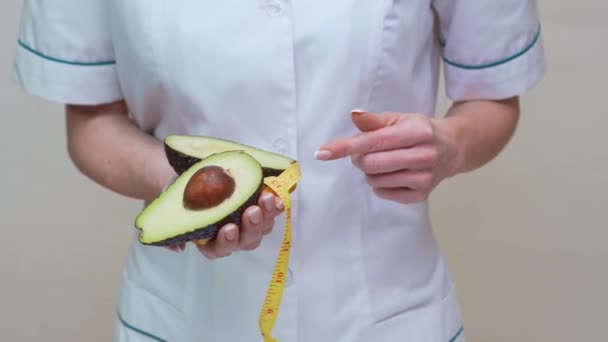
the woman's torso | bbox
[110,1,464,341]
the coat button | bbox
[285,268,294,286]
[272,138,289,155]
[259,0,285,16]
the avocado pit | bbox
[183,165,236,210]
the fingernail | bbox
[262,193,274,212]
[249,207,263,225]
[351,108,367,115]
[275,198,284,211]
[315,150,332,160]
[225,225,238,241]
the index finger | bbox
[316,125,414,160]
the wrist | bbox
[431,116,465,179]
[144,143,178,201]
[154,159,178,198]
[155,164,177,195]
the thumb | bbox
[351,109,400,132]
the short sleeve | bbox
[433,0,546,101]
[12,0,123,105]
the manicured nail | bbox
[275,198,284,211]
[351,108,367,115]
[225,225,238,241]
[248,207,263,225]
[262,193,274,212]
[315,150,332,160]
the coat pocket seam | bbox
[367,283,464,342]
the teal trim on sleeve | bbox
[448,326,464,342]
[117,311,168,342]
[442,25,541,70]
[17,40,116,66]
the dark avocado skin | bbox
[164,143,201,176]
[139,181,264,247]
[164,143,285,178]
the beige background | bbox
[1,1,606,341]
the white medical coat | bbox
[13,0,545,341]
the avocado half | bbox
[164,134,295,177]
[135,151,264,246]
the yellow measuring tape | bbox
[258,162,301,342]
[193,162,300,341]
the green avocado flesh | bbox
[164,134,295,177]
[136,151,263,246]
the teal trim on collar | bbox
[117,311,168,342]
[442,25,541,70]
[17,40,116,66]
[449,326,464,342]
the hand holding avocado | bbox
[164,172,284,258]
[194,189,284,259]
[135,136,297,260]
[315,110,459,204]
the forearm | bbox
[434,97,520,177]
[66,101,176,202]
